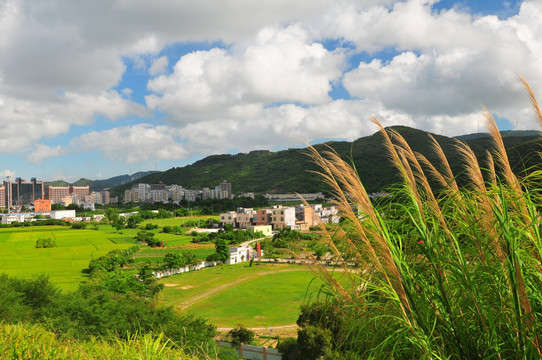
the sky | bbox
[0,0,540,182]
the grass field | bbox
[159,263,344,328]
[142,216,219,228]
[0,225,136,291]
[0,221,217,291]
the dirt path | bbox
[175,268,306,311]
[217,324,298,332]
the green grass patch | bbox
[142,216,219,228]
[188,270,328,327]
[159,263,345,327]
[0,226,135,291]
[135,246,215,262]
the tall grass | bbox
[306,79,542,359]
[0,322,199,360]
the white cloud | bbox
[0,169,16,179]
[146,25,344,123]
[149,56,169,76]
[337,0,542,131]
[0,0,541,176]
[72,124,188,163]
[27,144,67,163]
[0,90,148,154]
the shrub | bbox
[35,238,56,248]
[70,222,87,229]
[228,326,255,345]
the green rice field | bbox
[0,219,217,291]
[0,225,136,291]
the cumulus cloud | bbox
[0,170,16,179]
[0,0,541,177]
[146,25,344,123]
[0,90,147,154]
[27,144,67,163]
[149,56,169,76]
[71,124,188,163]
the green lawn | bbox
[188,270,328,327]
[159,263,347,328]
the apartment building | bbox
[253,209,271,226]
[3,178,44,208]
[44,184,89,204]
[270,205,296,229]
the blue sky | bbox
[0,0,539,182]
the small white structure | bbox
[50,210,76,220]
[1,213,33,224]
[247,225,272,237]
[226,245,259,265]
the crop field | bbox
[0,225,135,291]
[134,245,215,264]
[142,216,219,228]
[0,221,217,291]
[159,263,347,328]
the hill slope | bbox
[112,126,541,196]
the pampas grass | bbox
[307,78,542,359]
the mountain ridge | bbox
[108,126,541,197]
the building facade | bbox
[3,178,44,208]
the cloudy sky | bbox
[0,0,540,182]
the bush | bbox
[70,222,87,229]
[35,238,56,248]
[228,326,255,345]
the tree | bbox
[163,253,186,269]
[36,238,56,248]
[215,238,229,263]
[71,222,87,229]
[135,230,161,247]
[126,215,143,229]
[105,208,120,224]
[228,326,255,345]
[296,326,332,360]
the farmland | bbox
[0,217,218,291]
[0,216,334,330]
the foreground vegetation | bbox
[284,79,542,359]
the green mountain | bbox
[110,126,541,197]
[47,171,160,192]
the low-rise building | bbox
[247,225,272,237]
[253,209,271,226]
[34,199,51,212]
[271,205,296,229]
[220,211,237,226]
[226,245,259,265]
[50,210,76,220]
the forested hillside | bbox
[112,126,541,196]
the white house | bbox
[1,213,33,224]
[49,210,76,220]
[226,245,259,265]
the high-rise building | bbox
[0,186,5,208]
[44,185,89,204]
[3,178,44,208]
[219,180,232,198]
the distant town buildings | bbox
[123,180,233,204]
[264,192,325,202]
[220,204,338,231]
[0,178,44,209]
